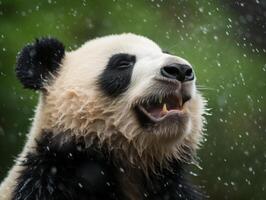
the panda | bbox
[0,33,206,200]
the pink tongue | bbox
[149,108,166,118]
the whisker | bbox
[196,85,215,91]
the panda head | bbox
[16,33,206,165]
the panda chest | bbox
[30,132,150,199]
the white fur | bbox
[0,33,206,199]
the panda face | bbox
[44,33,205,150]
[94,34,199,137]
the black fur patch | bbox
[97,53,136,97]
[16,38,65,90]
[146,161,204,200]
[12,131,204,200]
[12,132,120,200]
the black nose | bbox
[160,63,194,82]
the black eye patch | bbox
[107,53,136,70]
[97,53,136,97]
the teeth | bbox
[162,103,168,113]
[179,98,183,108]
[159,96,162,104]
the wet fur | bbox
[43,86,206,172]
[16,38,65,90]
[13,131,203,200]
[0,33,207,199]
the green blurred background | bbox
[0,0,265,199]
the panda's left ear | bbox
[16,37,65,90]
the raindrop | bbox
[198,7,204,13]
[189,171,198,177]
[78,182,83,188]
[51,167,57,175]
[262,64,266,72]
[245,178,251,185]
[239,72,245,86]
[119,167,125,173]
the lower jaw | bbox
[137,105,185,122]
[135,106,189,132]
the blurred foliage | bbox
[0,0,266,199]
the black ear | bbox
[16,37,65,90]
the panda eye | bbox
[108,53,136,70]
[116,60,133,69]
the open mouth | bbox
[136,94,188,123]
